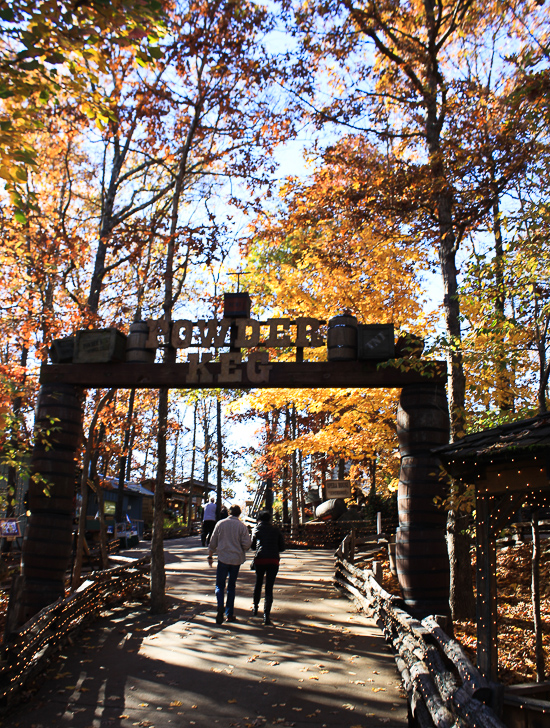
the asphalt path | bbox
[7,536,407,728]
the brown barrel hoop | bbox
[327,315,358,361]
[127,321,156,363]
[397,454,448,528]
[20,580,67,622]
[397,495,447,528]
[395,526,450,617]
[397,383,449,456]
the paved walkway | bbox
[7,537,407,728]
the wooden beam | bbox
[476,491,498,681]
[39,360,447,390]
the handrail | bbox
[0,556,150,709]
[335,535,505,728]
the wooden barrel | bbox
[397,383,449,456]
[327,315,358,361]
[397,455,448,529]
[126,321,156,363]
[315,498,346,521]
[19,579,70,624]
[22,513,74,583]
[35,383,83,452]
[395,526,450,617]
[19,383,83,626]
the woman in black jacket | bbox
[251,510,285,625]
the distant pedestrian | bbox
[251,510,285,625]
[201,496,217,547]
[207,504,251,624]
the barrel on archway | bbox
[395,382,450,618]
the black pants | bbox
[253,564,279,615]
[201,520,215,546]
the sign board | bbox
[0,519,21,539]
[358,324,395,360]
[325,479,352,499]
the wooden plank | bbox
[476,490,498,681]
[479,462,550,495]
[40,360,447,390]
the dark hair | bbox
[229,504,241,517]
[258,510,272,522]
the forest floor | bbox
[377,541,550,685]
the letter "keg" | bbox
[327,315,358,361]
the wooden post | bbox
[14,384,84,628]
[395,383,450,618]
[531,508,544,682]
[476,490,498,681]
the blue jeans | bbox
[216,561,241,617]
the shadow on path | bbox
[7,537,407,728]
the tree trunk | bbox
[151,385,168,613]
[2,345,28,555]
[187,400,197,529]
[72,393,112,590]
[116,388,135,525]
[492,189,514,414]
[290,407,300,534]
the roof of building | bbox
[99,475,154,497]
[433,412,550,465]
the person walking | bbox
[251,510,285,625]
[207,504,251,624]
[201,495,217,547]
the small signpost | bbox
[325,479,352,499]
[0,519,21,540]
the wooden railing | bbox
[335,535,506,728]
[0,556,150,708]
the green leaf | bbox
[14,210,27,224]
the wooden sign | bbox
[0,519,21,539]
[145,317,325,350]
[358,324,395,360]
[325,479,352,498]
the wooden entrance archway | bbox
[19,315,450,626]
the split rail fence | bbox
[0,555,150,709]
[335,534,506,728]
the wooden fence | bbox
[335,534,506,728]
[0,556,150,709]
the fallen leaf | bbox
[191,705,198,709]
[373,688,386,693]
[228,699,237,704]
[118,716,130,720]
[269,661,279,666]
[169,701,182,707]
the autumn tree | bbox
[275,0,547,619]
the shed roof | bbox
[433,412,550,465]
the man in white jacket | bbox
[207,504,251,624]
